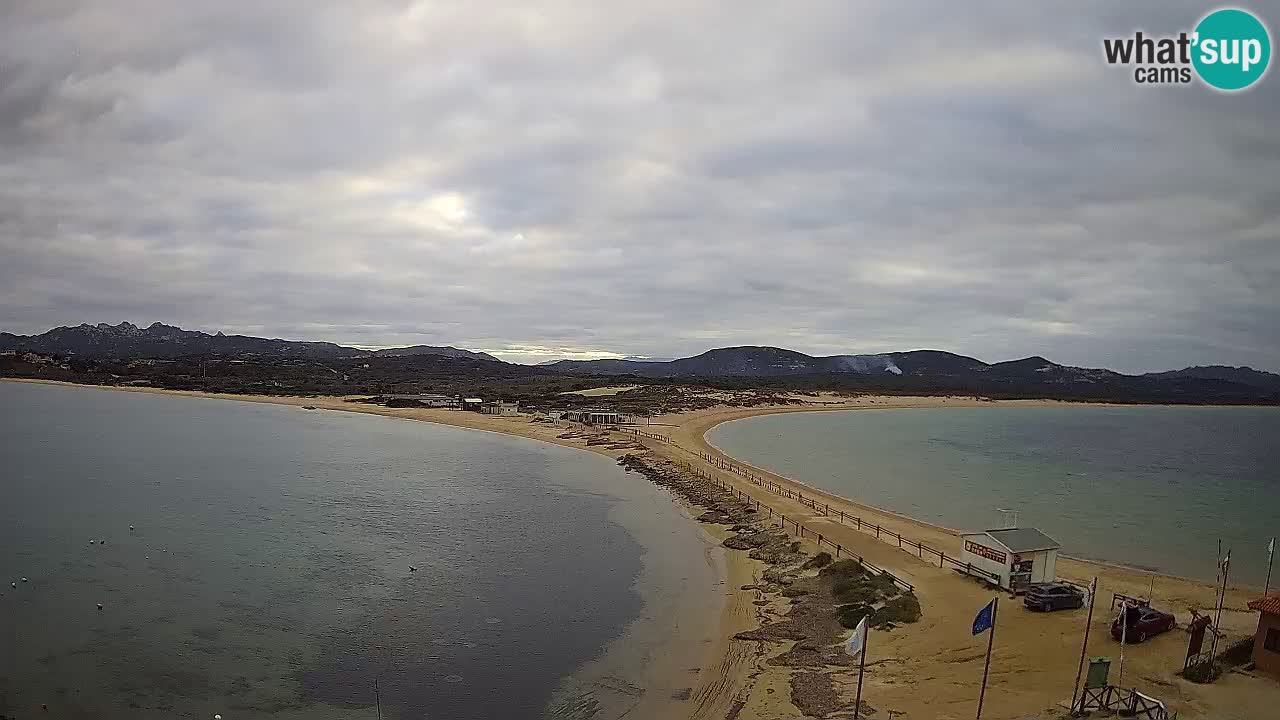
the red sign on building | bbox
[965,540,1007,565]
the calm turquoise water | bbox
[0,382,703,719]
[708,405,1279,585]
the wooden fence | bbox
[684,449,1000,585]
[1077,686,1174,720]
[615,427,674,444]
[678,460,916,593]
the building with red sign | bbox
[959,527,1061,593]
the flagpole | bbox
[854,627,868,720]
[1117,604,1127,689]
[1210,550,1230,661]
[1070,578,1097,712]
[976,597,998,720]
[1266,538,1274,597]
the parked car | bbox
[1110,605,1176,643]
[1023,583,1086,612]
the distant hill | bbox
[547,346,910,377]
[4,323,1277,404]
[1143,365,1280,392]
[370,345,499,362]
[0,322,499,363]
[542,346,1279,403]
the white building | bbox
[959,527,1061,593]
[561,409,627,425]
[381,393,458,408]
[482,401,519,416]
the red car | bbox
[1111,605,1176,643]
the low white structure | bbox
[562,409,627,425]
[482,401,519,416]
[382,393,458,408]
[959,527,1061,593]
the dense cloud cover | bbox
[1,1,1277,370]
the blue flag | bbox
[972,600,996,636]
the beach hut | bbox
[1247,594,1280,677]
[959,527,1061,593]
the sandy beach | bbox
[6,379,1277,719]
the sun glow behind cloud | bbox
[0,1,1277,372]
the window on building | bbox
[1266,628,1280,653]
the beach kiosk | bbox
[959,527,1061,593]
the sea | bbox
[708,405,1280,586]
[0,381,720,720]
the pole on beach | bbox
[1210,550,1231,661]
[1266,537,1275,596]
[1117,604,1127,690]
[374,677,382,720]
[976,597,998,720]
[854,626,868,719]
[1070,577,1098,713]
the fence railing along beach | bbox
[606,424,1001,588]
[687,447,1000,585]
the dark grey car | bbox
[1023,583,1085,612]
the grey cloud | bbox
[0,1,1278,371]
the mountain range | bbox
[545,346,1280,396]
[3,322,1278,402]
[0,322,499,362]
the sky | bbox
[1,2,1278,371]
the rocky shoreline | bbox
[617,453,921,718]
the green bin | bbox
[1084,657,1111,689]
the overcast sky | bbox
[2,2,1277,370]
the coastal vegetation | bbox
[616,452,923,717]
[4,321,1280,406]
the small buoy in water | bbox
[9,582,15,588]
[96,603,103,610]
[129,525,135,531]
[42,703,48,710]
[89,539,95,545]
[215,715,222,719]
[409,566,417,572]
[21,577,28,583]
[100,539,106,545]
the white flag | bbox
[1270,537,1275,555]
[1085,578,1098,608]
[845,616,868,657]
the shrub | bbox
[871,594,922,626]
[802,552,833,569]
[868,572,899,593]
[819,559,865,579]
[837,603,875,629]
[832,579,879,605]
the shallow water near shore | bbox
[0,381,717,719]
[708,405,1280,586]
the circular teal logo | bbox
[1192,8,1271,91]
